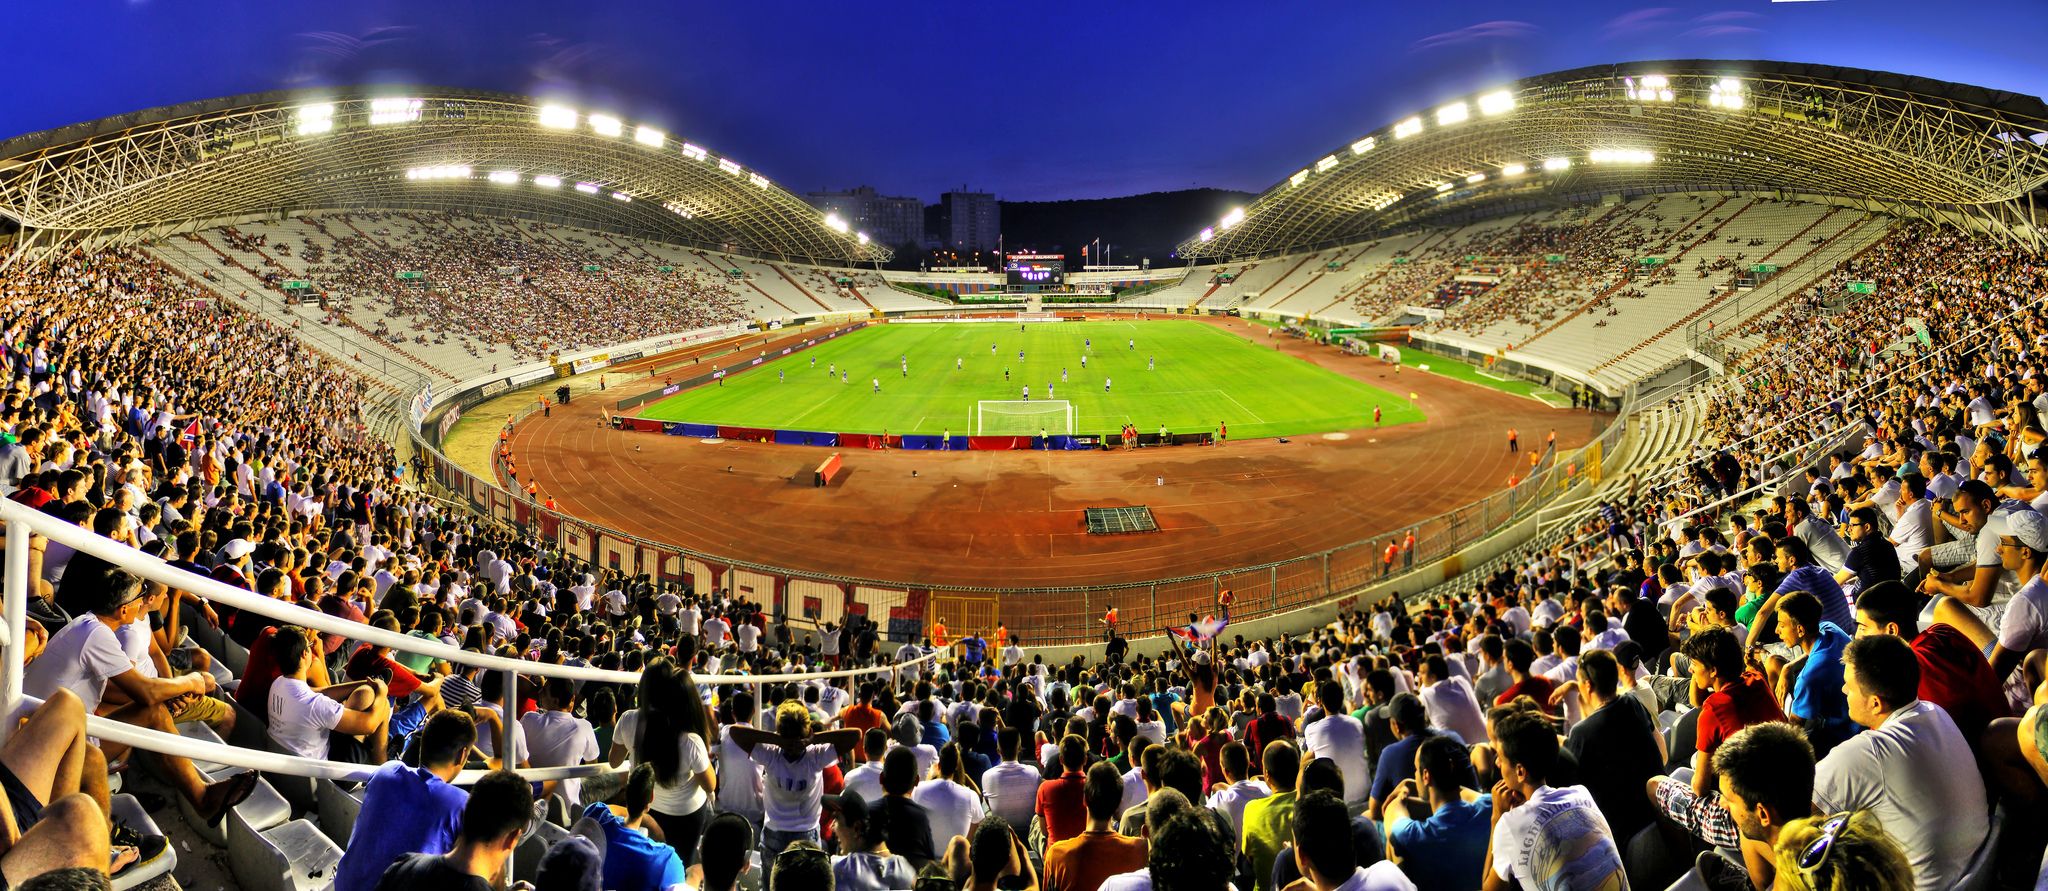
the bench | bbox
[814,452,843,487]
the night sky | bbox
[6,1,2045,201]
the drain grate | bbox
[1084,506,1158,535]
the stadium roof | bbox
[1180,59,2048,260]
[0,87,890,265]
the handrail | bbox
[19,696,615,786]
[0,499,938,686]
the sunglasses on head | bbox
[1796,812,1854,874]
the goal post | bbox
[975,400,1075,436]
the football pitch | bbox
[635,320,1423,439]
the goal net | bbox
[975,400,1075,436]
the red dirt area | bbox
[512,316,1602,588]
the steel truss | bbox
[0,87,891,270]
[1181,60,2048,260]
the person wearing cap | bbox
[1972,506,2048,700]
[1924,481,2029,651]
[831,792,916,891]
[23,567,257,825]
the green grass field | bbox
[635,320,1422,438]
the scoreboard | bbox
[1005,254,1065,289]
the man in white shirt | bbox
[267,624,390,764]
[1206,740,1271,843]
[1416,655,1489,746]
[730,701,861,861]
[518,677,600,805]
[679,600,703,638]
[912,746,987,846]
[702,613,732,649]
[1000,635,1025,669]
[25,568,256,822]
[1483,709,1627,890]
[1814,635,1988,890]
[842,729,889,804]
[980,727,1042,827]
[1301,683,1370,807]
[735,620,762,655]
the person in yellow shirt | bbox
[1239,740,1301,891]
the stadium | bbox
[0,5,2046,891]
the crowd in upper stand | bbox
[0,217,2041,891]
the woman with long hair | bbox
[1769,811,1912,891]
[609,654,716,866]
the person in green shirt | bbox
[1238,739,1301,891]
[1734,563,1783,633]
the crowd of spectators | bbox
[215,212,755,363]
[0,212,2043,891]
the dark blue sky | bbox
[6,1,2044,201]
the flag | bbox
[178,420,200,443]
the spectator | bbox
[335,710,476,891]
[828,791,913,891]
[1035,735,1091,848]
[1240,741,1301,891]
[698,814,757,891]
[23,568,256,823]
[1849,581,2002,746]
[1814,635,1987,890]
[1560,650,1661,845]
[585,764,688,891]
[612,656,717,865]
[913,743,986,851]
[267,624,392,764]
[1767,812,1913,891]
[980,727,1041,827]
[878,746,940,873]
[1705,722,1815,890]
[373,770,533,891]
[520,676,602,806]
[1289,789,1412,891]
[1301,681,1369,807]
[1385,736,1489,891]
[731,702,862,866]
[1043,762,1147,891]
[1481,708,1626,890]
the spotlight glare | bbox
[634,125,665,147]
[1393,117,1423,139]
[1501,163,1527,176]
[1477,90,1516,116]
[1436,102,1469,126]
[537,105,577,129]
[533,175,562,188]
[588,114,623,137]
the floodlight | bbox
[295,103,335,135]
[664,201,694,218]
[1220,207,1246,229]
[1351,136,1376,155]
[1393,117,1423,139]
[824,214,850,233]
[575,182,600,194]
[857,232,870,245]
[538,105,578,129]
[1709,78,1745,109]
[589,114,622,137]
[1315,155,1339,173]
[634,125,665,147]
[369,98,421,125]
[1436,102,1469,126]
[611,192,632,202]
[488,171,519,184]
[1543,157,1571,171]
[1370,194,1399,211]
[1589,149,1654,164]
[1465,172,1485,184]
[748,172,771,189]
[1434,182,1453,193]
[1198,227,1215,242]
[1289,170,1309,187]
[1477,90,1515,116]
[718,158,743,175]
[533,175,562,188]
[1501,163,1527,176]
[680,143,709,161]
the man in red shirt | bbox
[1853,581,2003,746]
[1494,639,1555,712]
[1035,735,1091,847]
[1646,627,1785,850]
[1243,693,1295,768]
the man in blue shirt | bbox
[1384,735,1492,891]
[962,632,987,667]
[335,710,475,891]
[1366,693,1441,818]
[585,765,687,891]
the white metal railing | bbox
[0,497,938,783]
